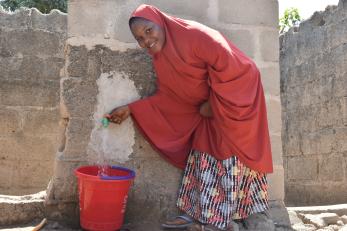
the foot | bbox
[162,215,194,229]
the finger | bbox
[109,117,119,124]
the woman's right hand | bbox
[105,105,130,124]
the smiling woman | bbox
[106,4,273,231]
[129,17,166,53]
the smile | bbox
[149,42,156,48]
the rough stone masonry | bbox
[45,0,286,229]
[280,0,347,206]
[0,7,66,195]
[0,0,288,230]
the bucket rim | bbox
[74,165,136,181]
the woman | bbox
[106,4,273,231]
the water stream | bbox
[86,72,140,177]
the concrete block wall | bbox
[0,8,67,195]
[46,0,285,228]
[280,0,347,205]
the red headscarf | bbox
[128,4,273,173]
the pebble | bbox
[290,211,347,231]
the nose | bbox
[144,38,152,48]
[138,37,150,49]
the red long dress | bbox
[128,4,273,173]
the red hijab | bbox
[128,4,273,173]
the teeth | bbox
[149,42,155,48]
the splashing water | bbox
[87,117,111,177]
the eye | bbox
[145,27,152,34]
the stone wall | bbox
[45,0,285,228]
[0,8,67,195]
[280,0,347,205]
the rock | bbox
[327,224,340,230]
[288,210,304,226]
[240,213,275,231]
[337,220,344,226]
[316,226,334,231]
[339,225,347,231]
[341,215,347,224]
[302,213,326,228]
[320,213,340,225]
[228,220,239,231]
[292,223,316,231]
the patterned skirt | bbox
[177,150,269,230]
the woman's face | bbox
[130,18,165,53]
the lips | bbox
[148,41,156,49]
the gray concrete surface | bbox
[0,7,67,195]
[280,0,347,206]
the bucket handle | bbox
[99,166,136,180]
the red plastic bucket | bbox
[75,165,135,231]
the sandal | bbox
[161,214,194,229]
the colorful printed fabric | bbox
[177,150,269,230]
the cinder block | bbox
[68,0,136,42]
[287,156,318,181]
[0,159,14,189]
[61,78,97,118]
[0,8,31,29]
[0,51,23,79]
[334,73,347,99]
[267,165,284,201]
[17,160,53,188]
[260,30,279,62]
[284,86,302,111]
[335,127,347,153]
[132,127,160,159]
[66,45,88,77]
[49,159,84,201]
[22,109,60,135]
[30,8,67,33]
[125,156,182,221]
[0,55,64,81]
[100,48,156,98]
[13,56,64,81]
[62,118,93,158]
[0,138,21,161]
[218,28,255,58]
[0,136,57,161]
[218,0,278,27]
[301,130,335,155]
[318,155,344,181]
[282,131,302,157]
[267,100,282,135]
[2,29,64,56]
[285,182,347,206]
[317,99,344,128]
[296,28,328,61]
[0,109,21,135]
[270,134,283,164]
[146,0,209,20]
[279,31,299,68]
[327,18,347,49]
[0,79,60,107]
[342,96,347,126]
[260,66,280,96]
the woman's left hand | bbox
[199,101,213,117]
